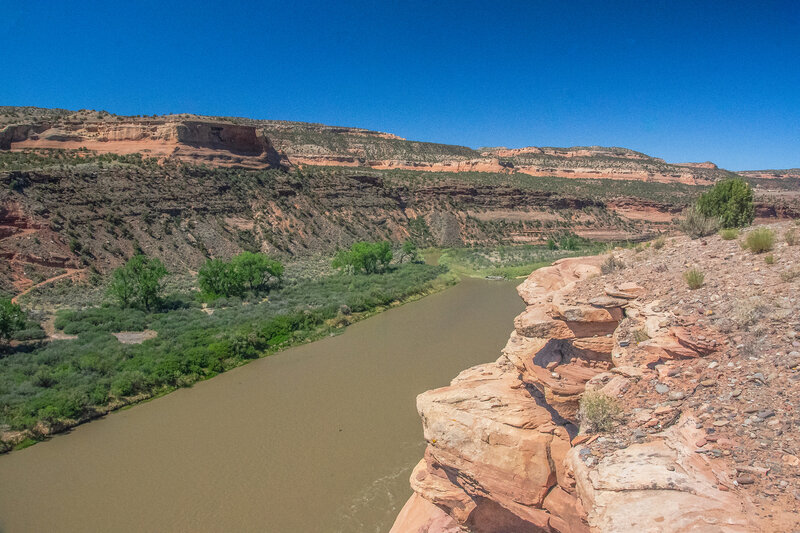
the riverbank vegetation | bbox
[434,236,609,278]
[1,236,613,448]
[0,258,449,442]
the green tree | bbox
[696,178,754,229]
[108,255,168,310]
[198,258,234,297]
[231,251,284,292]
[399,239,419,263]
[0,299,26,343]
[332,241,393,274]
[198,253,284,298]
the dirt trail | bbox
[11,268,86,304]
[0,226,39,241]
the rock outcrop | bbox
[1,118,287,169]
[390,232,800,531]
[739,168,800,180]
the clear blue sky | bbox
[2,0,798,170]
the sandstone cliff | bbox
[0,107,741,184]
[392,222,800,532]
[0,113,286,169]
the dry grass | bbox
[683,268,705,289]
[631,328,650,343]
[786,228,797,246]
[601,255,625,274]
[679,207,719,238]
[780,268,800,282]
[578,391,621,433]
[733,296,770,327]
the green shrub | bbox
[578,391,620,433]
[631,328,650,343]
[0,299,26,343]
[743,228,775,253]
[720,228,738,240]
[652,234,666,249]
[696,178,754,228]
[765,254,775,265]
[684,268,705,289]
[559,233,581,251]
[11,328,46,341]
[679,207,719,238]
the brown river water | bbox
[0,279,524,533]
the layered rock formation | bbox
[479,147,729,185]
[0,107,741,183]
[0,117,286,169]
[390,241,785,531]
[739,168,800,180]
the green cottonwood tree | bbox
[198,252,284,298]
[332,241,393,274]
[108,255,168,310]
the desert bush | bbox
[601,255,625,274]
[578,391,621,433]
[696,178,754,228]
[11,326,46,341]
[719,228,738,240]
[679,207,719,238]
[683,268,705,289]
[785,229,797,246]
[652,234,666,249]
[765,254,775,264]
[743,228,775,253]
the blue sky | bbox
[2,0,798,170]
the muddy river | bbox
[0,279,524,532]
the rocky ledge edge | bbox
[388,243,788,532]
